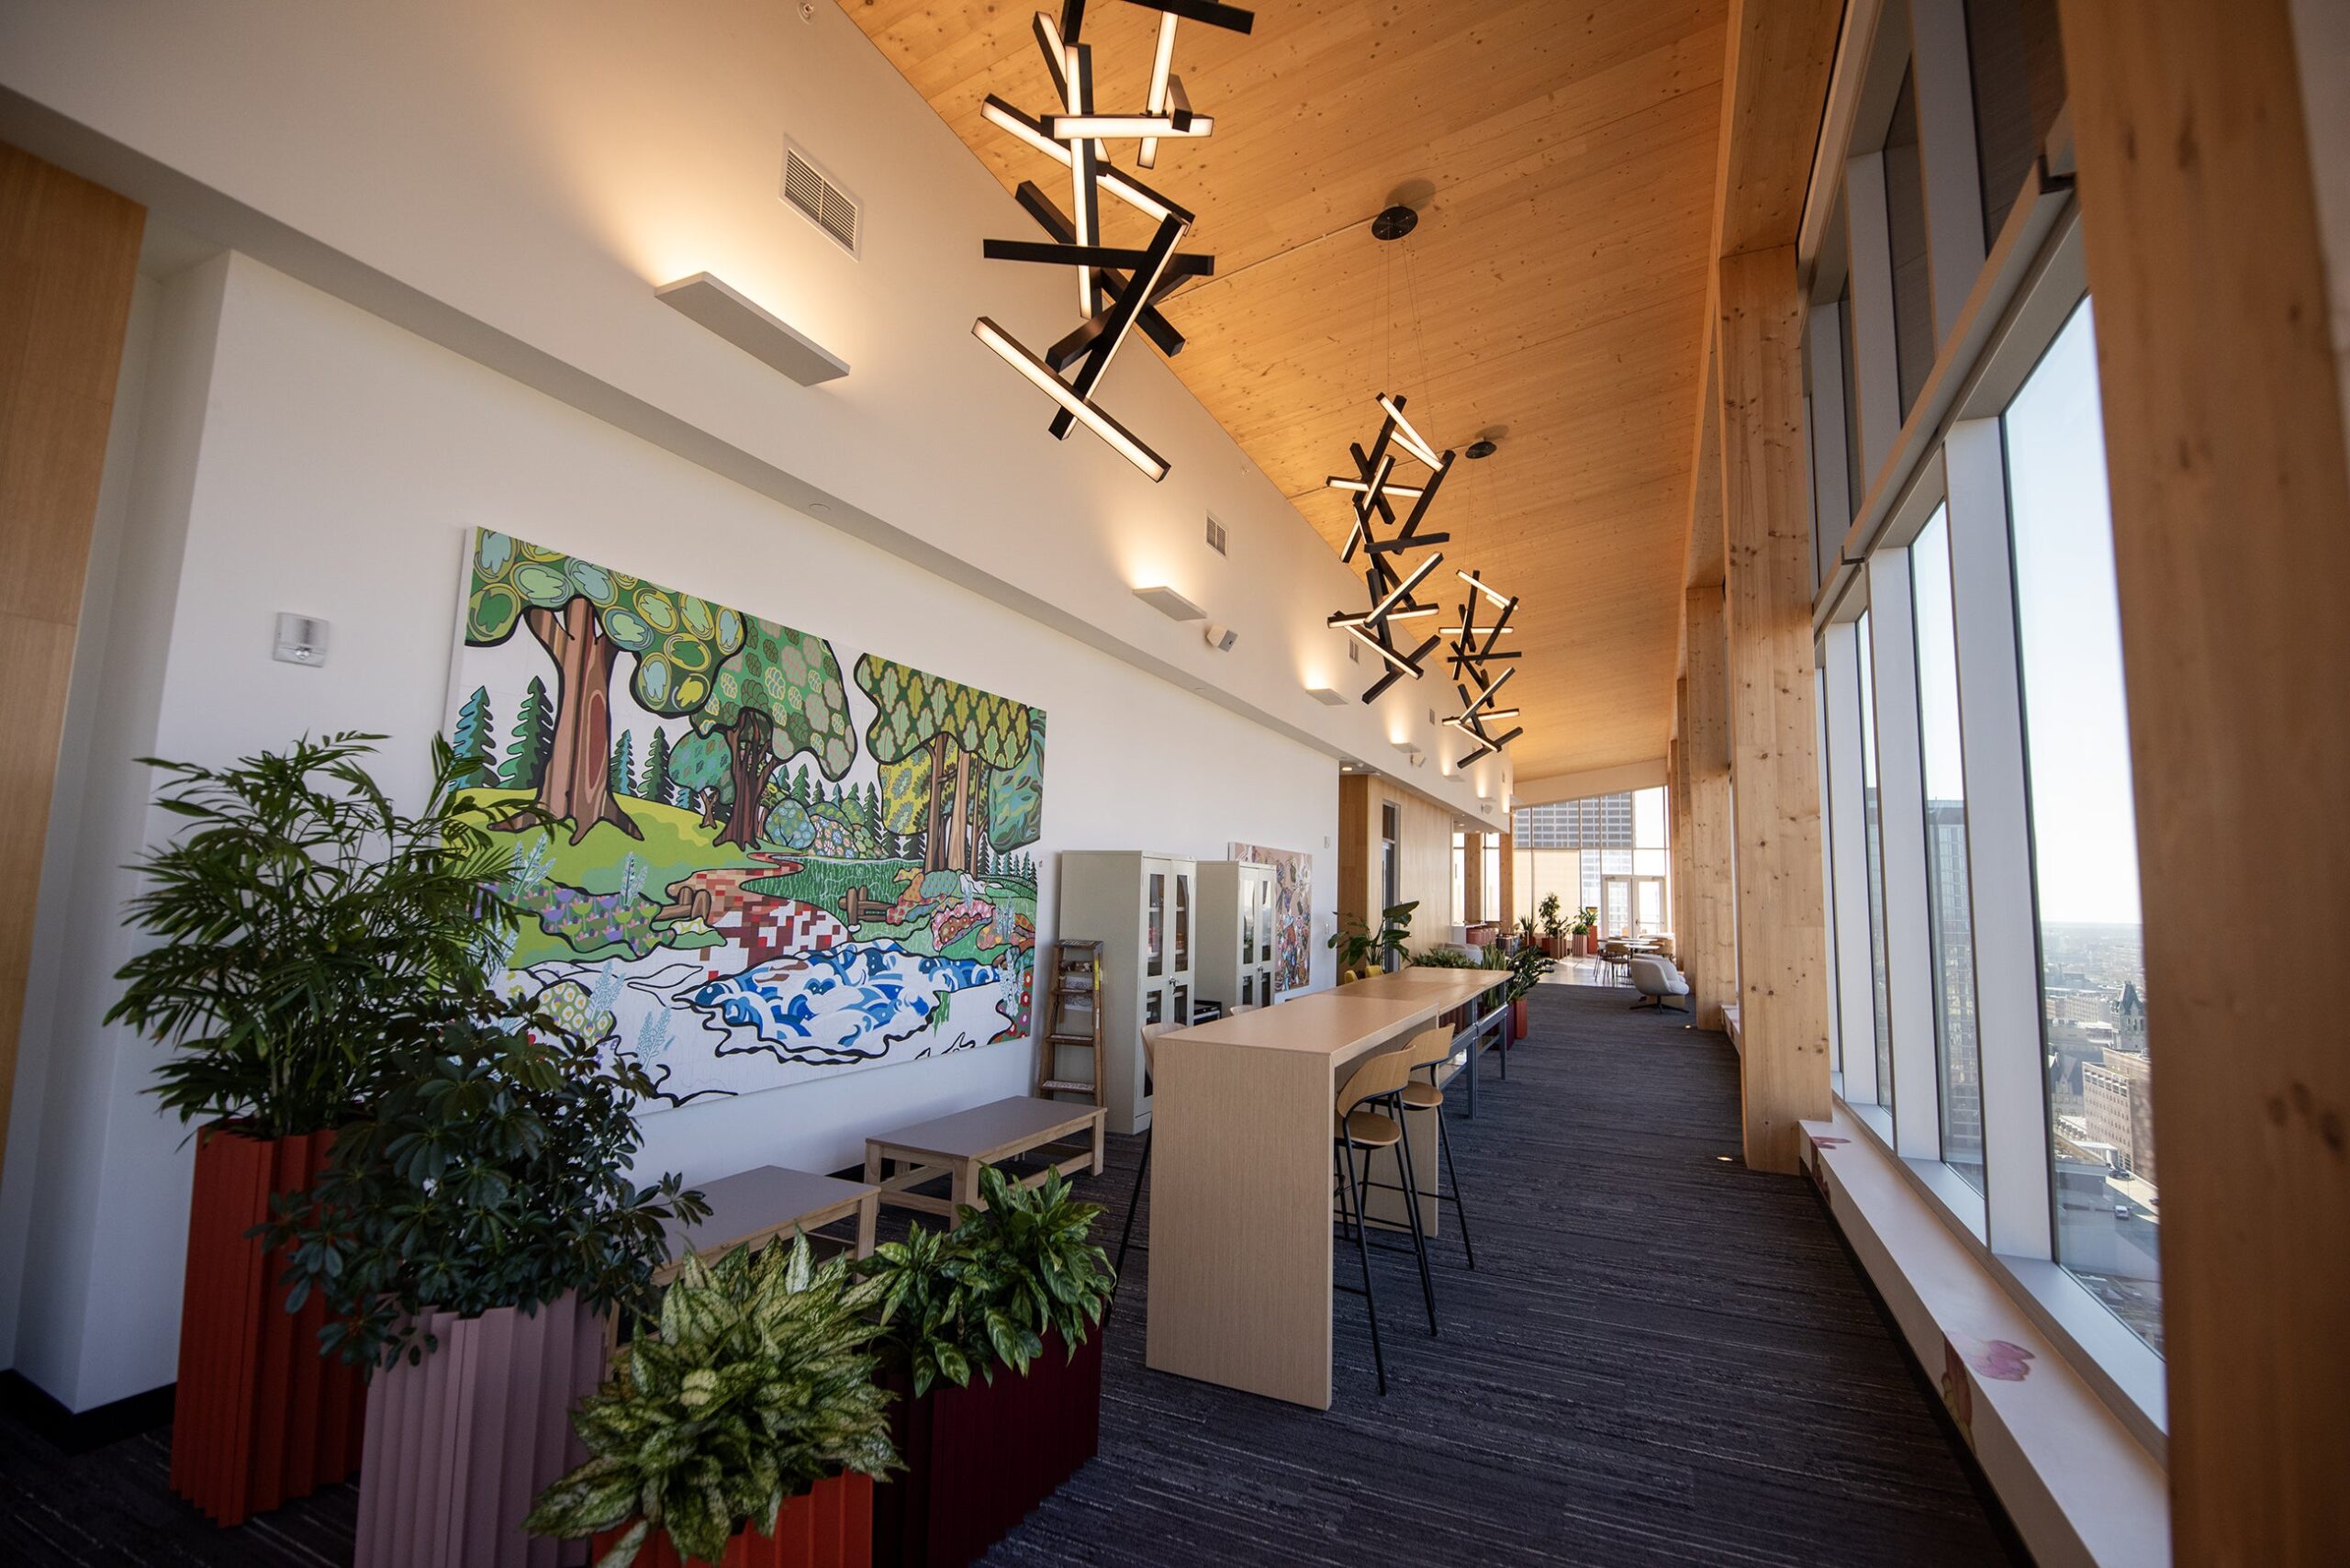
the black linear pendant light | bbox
[973,0,1255,482]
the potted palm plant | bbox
[1537,894,1565,958]
[107,733,506,1525]
[527,1235,895,1568]
[272,999,705,1567]
[858,1165,1115,1568]
[1572,905,1599,957]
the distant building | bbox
[2113,981,2147,1042]
[2082,1047,2155,1183]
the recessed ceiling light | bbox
[1132,584,1205,621]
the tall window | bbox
[1910,506,1983,1190]
[1450,829,1467,928]
[1857,610,1894,1109]
[1481,834,1501,923]
[2007,301,2158,1352]
[1883,68,1935,418]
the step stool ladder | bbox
[1035,939,1106,1108]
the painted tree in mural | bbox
[639,727,672,805]
[855,655,1037,875]
[986,713,1047,858]
[466,532,745,843]
[453,685,497,784]
[669,729,731,828]
[609,730,636,802]
[690,616,856,850]
[501,675,555,790]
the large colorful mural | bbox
[447,530,1044,1107]
[1228,842,1313,993]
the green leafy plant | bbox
[952,1166,1115,1376]
[1571,905,1598,938]
[856,1221,990,1398]
[1409,946,1479,969]
[526,1235,894,1568]
[1516,915,1539,950]
[857,1164,1116,1398]
[1538,893,1564,943]
[1326,900,1419,973]
[107,733,517,1137]
[269,996,707,1370]
[1505,939,1557,1002]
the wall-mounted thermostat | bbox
[274,612,330,667]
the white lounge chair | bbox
[1628,954,1692,1014]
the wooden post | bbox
[0,142,144,1187]
[2060,2,2350,1556]
[1716,244,1830,1173]
[1681,588,1736,1029]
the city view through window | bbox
[1512,789,1670,937]
[2009,302,2158,1351]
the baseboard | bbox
[0,1369,176,1455]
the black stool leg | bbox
[1340,1135,1386,1395]
[1438,1112,1476,1271]
[1113,1126,1151,1284]
[1389,1096,1439,1336]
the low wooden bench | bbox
[864,1096,1107,1218]
[656,1164,881,1281]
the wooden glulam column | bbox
[0,142,143,1185]
[1716,244,1830,1174]
[1680,588,1736,1030]
[2060,1,2350,1557]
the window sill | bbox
[1802,1109,2168,1568]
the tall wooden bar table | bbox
[1142,969,1507,1408]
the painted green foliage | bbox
[854,655,1037,874]
[465,531,745,842]
[693,616,856,849]
[502,675,555,790]
[668,730,732,826]
[986,713,1046,851]
[452,686,496,783]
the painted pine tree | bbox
[609,729,636,803]
[501,675,554,790]
[639,727,671,806]
[453,685,496,784]
[792,762,811,804]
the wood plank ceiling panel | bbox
[844,0,1729,778]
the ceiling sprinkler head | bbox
[1370,204,1419,242]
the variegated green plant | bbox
[525,1234,895,1568]
[856,1221,991,1398]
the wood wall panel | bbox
[1681,588,1736,1028]
[1716,244,1830,1174]
[2059,2,2350,1557]
[1335,774,1458,961]
[0,140,143,1186]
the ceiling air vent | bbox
[783,143,859,256]
[1204,513,1228,556]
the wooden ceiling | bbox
[845,0,1729,779]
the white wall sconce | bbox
[1305,686,1348,706]
[656,273,848,386]
[1133,585,1204,621]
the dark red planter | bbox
[873,1329,1104,1568]
[1511,996,1529,1036]
[171,1123,367,1526]
[593,1473,872,1568]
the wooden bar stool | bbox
[1395,1025,1476,1270]
[1332,1046,1438,1395]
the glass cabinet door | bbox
[1172,869,1192,973]
[1147,871,1165,978]
[1171,980,1190,1025]
[1241,878,1258,964]
[1241,973,1255,1005]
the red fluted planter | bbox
[593,1473,873,1568]
[170,1123,367,1526]
[355,1293,608,1567]
[872,1329,1103,1568]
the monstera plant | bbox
[528,1236,895,1567]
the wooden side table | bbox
[656,1164,881,1281]
[865,1096,1107,1218]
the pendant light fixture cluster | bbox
[1319,204,1526,764]
[1444,568,1523,764]
[972,0,1256,482]
[1323,389,1455,701]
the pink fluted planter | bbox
[355,1292,607,1568]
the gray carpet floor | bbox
[0,982,2022,1565]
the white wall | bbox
[0,0,1511,811]
[0,248,1343,1411]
